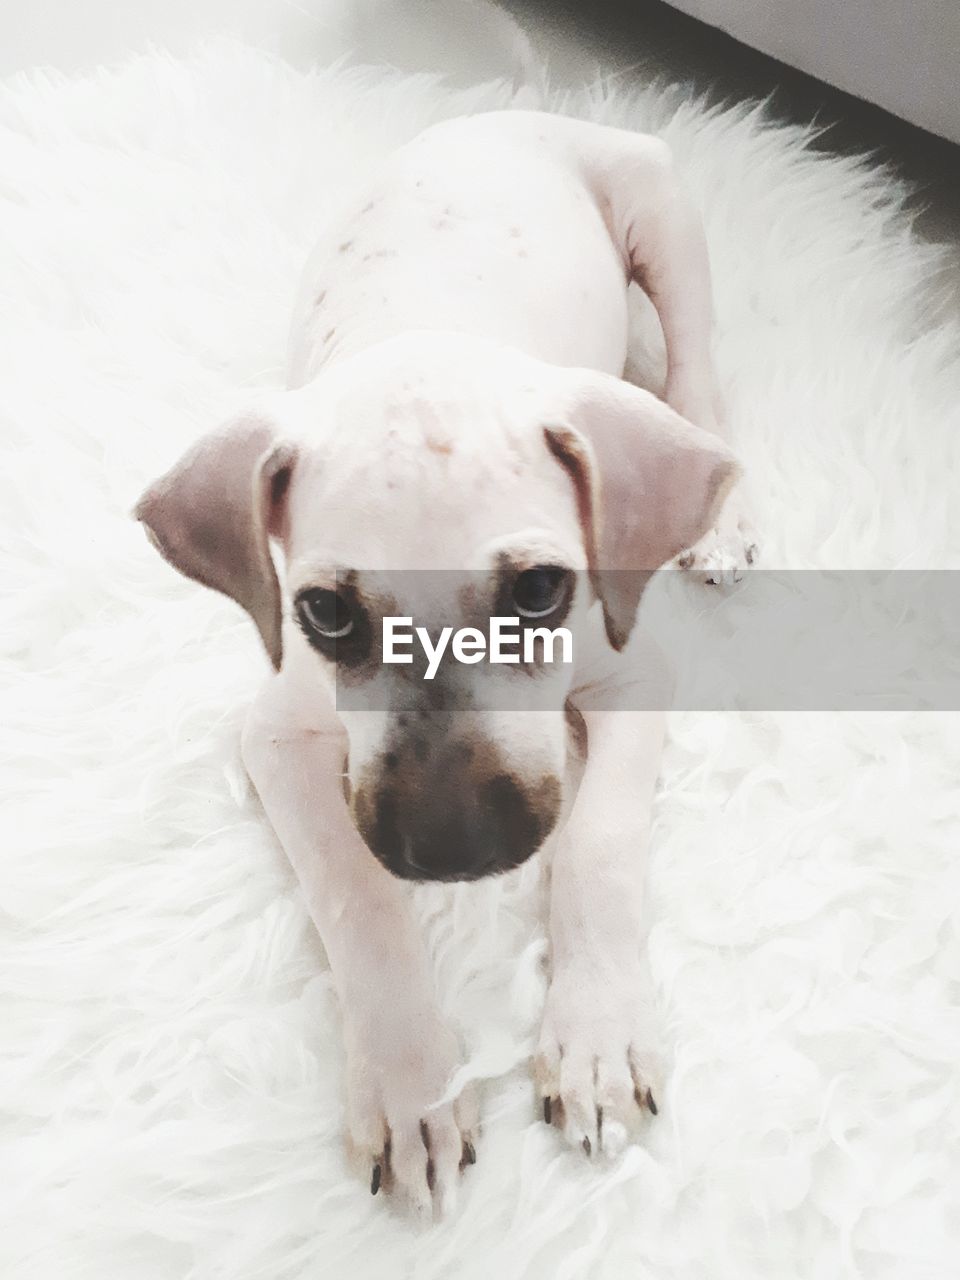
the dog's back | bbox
[288,112,632,387]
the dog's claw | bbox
[678,505,758,583]
[371,1163,382,1195]
[460,1139,476,1170]
[543,1096,552,1124]
[635,1083,659,1115]
[582,1135,592,1157]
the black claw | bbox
[371,1163,381,1195]
[419,1119,430,1148]
[543,1096,552,1124]
[646,1089,658,1116]
[582,1135,592,1157]
[426,1157,435,1192]
[596,1106,603,1144]
[462,1139,476,1167]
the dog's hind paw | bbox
[676,501,759,585]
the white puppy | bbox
[135,111,747,1217]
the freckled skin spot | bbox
[338,240,353,254]
[361,201,375,214]
[323,327,336,343]
[314,289,327,308]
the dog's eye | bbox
[511,566,570,619]
[297,588,354,639]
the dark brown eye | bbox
[511,566,570,619]
[297,589,354,639]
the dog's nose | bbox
[402,837,498,881]
[356,757,560,882]
[372,781,523,880]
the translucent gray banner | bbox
[305,571,960,712]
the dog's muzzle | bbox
[352,732,561,882]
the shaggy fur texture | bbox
[3,40,959,1279]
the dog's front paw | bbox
[677,500,759,585]
[535,962,662,1157]
[343,1005,478,1219]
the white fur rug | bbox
[3,38,960,1280]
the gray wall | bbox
[667,0,960,143]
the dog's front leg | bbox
[241,676,478,1217]
[536,707,664,1157]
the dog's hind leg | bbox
[583,128,759,580]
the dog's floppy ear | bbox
[545,372,739,650]
[134,415,298,669]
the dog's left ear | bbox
[545,371,739,649]
[134,415,298,669]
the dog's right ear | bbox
[134,415,298,670]
[544,371,739,651]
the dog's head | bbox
[136,333,737,880]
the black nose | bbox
[358,764,559,882]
